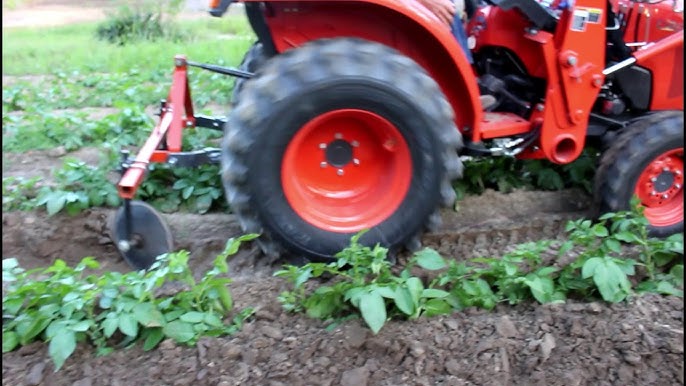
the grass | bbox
[2,13,249,215]
[2,13,257,146]
[2,16,255,75]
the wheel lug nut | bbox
[353,158,360,166]
[337,169,344,176]
[663,167,670,172]
[676,184,682,189]
[651,191,657,196]
[662,194,669,199]
[320,162,327,168]
[351,140,359,147]
[118,240,131,253]
[676,170,682,175]
[334,133,343,139]
[650,177,657,182]
[319,143,327,149]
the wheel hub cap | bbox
[635,148,684,227]
[325,139,354,167]
[282,109,412,233]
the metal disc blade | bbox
[111,200,173,271]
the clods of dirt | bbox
[1,290,682,386]
[2,147,683,386]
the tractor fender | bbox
[240,0,483,134]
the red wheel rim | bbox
[281,109,412,233]
[634,148,684,227]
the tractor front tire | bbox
[594,111,684,237]
[222,38,463,261]
[231,42,267,104]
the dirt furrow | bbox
[2,188,592,276]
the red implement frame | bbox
[117,56,196,200]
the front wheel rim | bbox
[281,109,412,233]
[634,148,684,227]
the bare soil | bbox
[2,145,684,386]
[2,2,684,385]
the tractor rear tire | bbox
[222,38,463,261]
[593,111,684,237]
[231,42,267,104]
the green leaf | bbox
[581,257,602,279]
[423,298,452,317]
[421,289,450,298]
[536,266,558,277]
[3,297,23,316]
[598,212,615,221]
[375,286,396,299]
[669,265,684,287]
[305,297,338,319]
[2,331,19,353]
[221,234,260,257]
[359,291,387,334]
[106,193,120,207]
[76,256,100,270]
[62,292,80,303]
[48,329,76,371]
[525,276,555,304]
[102,316,118,338]
[46,194,66,215]
[558,240,574,256]
[133,303,165,328]
[143,328,165,351]
[102,287,119,299]
[213,284,233,312]
[179,311,206,323]
[604,238,622,253]
[18,316,52,345]
[172,179,189,189]
[414,249,447,270]
[182,186,194,200]
[295,267,312,288]
[615,258,636,275]
[165,310,184,322]
[393,286,415,316]
[195,194,213,213]
[203,313,224,328]
[193,323,209,333]
[655,281,684,297]
[163,320,195,343]
[592,224,609,237]
[70,320,91,332]
[592,258,632,302]
[405,277,424,304]
[118,313,139,337]
[344,287,365,307]
[615,231,639,243]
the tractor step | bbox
[479,112,531,139]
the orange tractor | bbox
[111,0,684,270]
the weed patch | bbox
[277,206,683,334]
[96,2,189,46]
[456,150,598,200]
[2,234,258,371]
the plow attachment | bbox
[112,55,252,270]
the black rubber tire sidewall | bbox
[231,42,267,104]
[246,80,444,259]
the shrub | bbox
[95,1,188,45]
